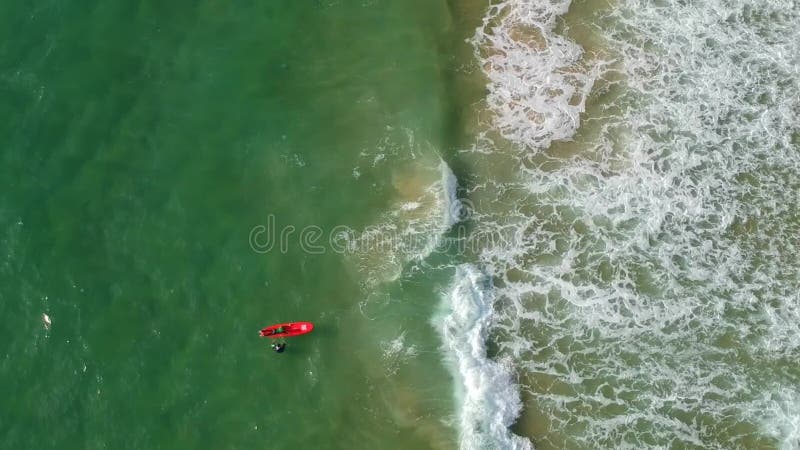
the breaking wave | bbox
[347,130,459,284]
[437,264,532,450]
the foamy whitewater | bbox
[437,265,532,450]
[348,132,459,284]
[450,0,800,448]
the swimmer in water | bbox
[271,342,286,353]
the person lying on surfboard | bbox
[259,322,312,338]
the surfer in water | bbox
[271,342,286,353]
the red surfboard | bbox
[259,321,314,338]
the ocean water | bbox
[459,0,800,448]
[3,0,799,449]
[1,1,475,449]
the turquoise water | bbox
[1,1,481,449]
[5,0,800,449]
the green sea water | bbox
[8,0,796,449]
[0,2,485,449]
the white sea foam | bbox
[440,159,460,230]
[466,0,800,447]
[472,0,610,151]
[348,142,459,284]
[759,388,800,450]
[380,331,419,376]
[437,264,532,450]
